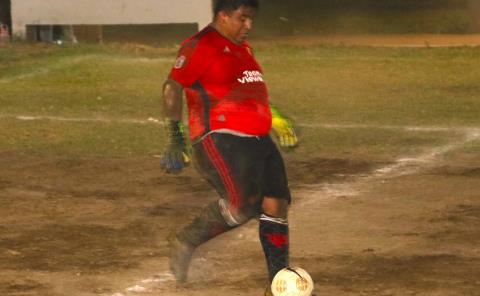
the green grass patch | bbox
[2,44,480,127]
[0,117,459,160]
[0,118,166,156]
[0,51,173,118]
[292,127,458,161]
[0,43,479,160]
[257,45,480,127]
[459,138,480,154]
[0,44,100,79]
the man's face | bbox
[218,5,256,43]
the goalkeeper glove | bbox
[160,119,190,173]
[271,105,298,149]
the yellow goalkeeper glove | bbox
[270,105,298,149]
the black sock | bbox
[259,213,289,281]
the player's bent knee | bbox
[262,197,289,219]
[218,199,254,227]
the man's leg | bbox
[169,134,256,283]
[259,136,291,285]
[168,199,235,282]
[259,197,289,282]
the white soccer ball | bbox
[271,267,314,296]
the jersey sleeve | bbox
[169,40,211,88]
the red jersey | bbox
[169,25,272,141]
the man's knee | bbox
[218,199,257,226]
[261,197,289,219]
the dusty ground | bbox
[0,146,479,296]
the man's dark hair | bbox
[213,0,259,16]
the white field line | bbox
[0,55,172,84]
[107,130,480,296]
[382,45,478,48]
[300,122,480,134]
[0,55,98,84]
[2,114,480,135]
[0,114,163,125]
[298,129,480,206]
[108,272,175,296]
[345,44,480,48]
[88,118,478,295]
[101,56,174,64]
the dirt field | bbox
[1,131,479,296]
[1,36,480,296]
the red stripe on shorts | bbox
[202,136,240,210]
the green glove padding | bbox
[160,119,190,173]
[270,105,298,149]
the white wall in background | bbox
[11,0,212,38]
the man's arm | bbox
[163,79,184,121]
[160,79,190,173]
[270,104,298,149]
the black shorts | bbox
[192,133,291,219]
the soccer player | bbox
[160,0,298,294]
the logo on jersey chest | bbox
[237,70,264,84]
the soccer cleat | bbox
[167,233,195,283]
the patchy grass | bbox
[0,42,479,159]
[258,45,480,127]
